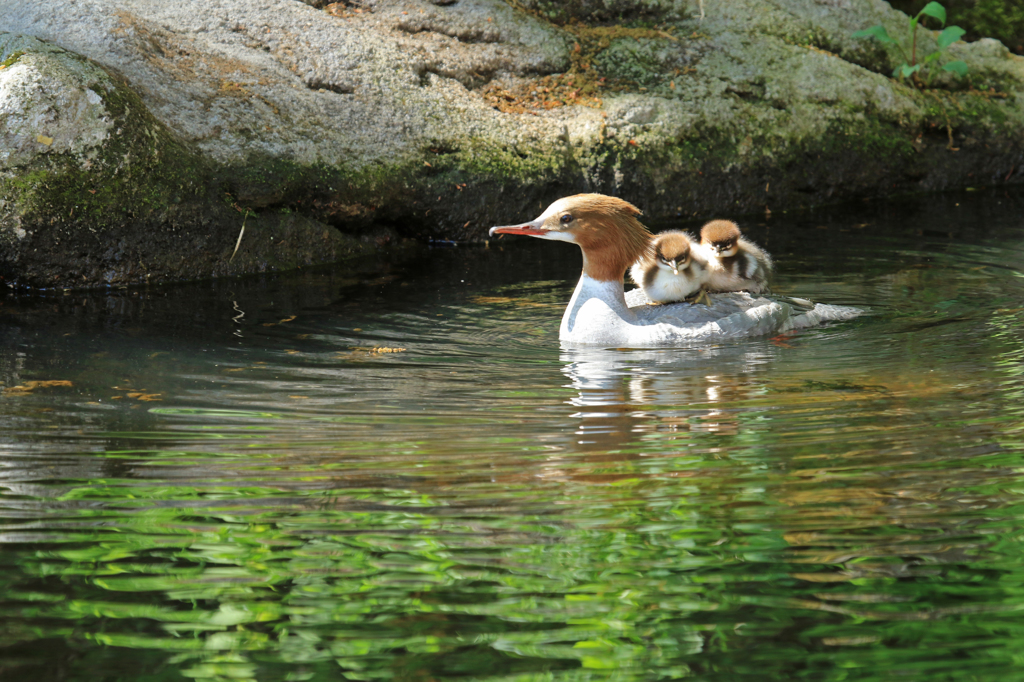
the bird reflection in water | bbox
[532,344,776,484]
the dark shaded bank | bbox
[2,0,1024,288]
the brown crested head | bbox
[560,194,653,281]
[700,220,741,248]
[490,193,652,282]
[653,231,692,265]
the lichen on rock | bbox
[0,38,113,169]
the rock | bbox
[0,34,378,287]
[2,0,1024,287]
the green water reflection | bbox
[2,190,1024,681]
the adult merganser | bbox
[488,194,859,347]
[629,230,709,304]
[697,219,772,293]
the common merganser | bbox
[488,194,859,347]
[629,230,708,304]
[697,219,772,293]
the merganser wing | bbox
[611,289,861,345]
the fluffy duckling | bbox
[629,230,709,304]
[697,220,772,293]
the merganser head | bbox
[700,220,741,258]
[489,194,652,282]
[652,231,692,275]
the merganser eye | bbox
[560,214,573,224]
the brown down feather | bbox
[699,220,741,245]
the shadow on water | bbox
[1,188,1024,680]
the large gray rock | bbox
[0,33,382,286]
[2,0,1023,287]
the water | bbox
[1,188,1023,681]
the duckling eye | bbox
[559,214,573,224]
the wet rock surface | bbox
[1,0,1023,287]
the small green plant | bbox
[853,1,968,85]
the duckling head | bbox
[700,220,741,258]
[653,232,693,275]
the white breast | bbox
[633,267,704,303]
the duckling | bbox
[697,220,772,293]
[629,230,710,305]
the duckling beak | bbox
[489,218,546,238]
[670,260,679,275]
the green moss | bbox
[917,88,1018,139]
[0,51,25,70]
[822,119,915,160]
[643,134,728,174]
[220,136,578,217]
[504,0,686,26]
[453,142,568,182]
[593,37,680,89]
[1,70,211,227]
[7,169,50,192]
[631,110,920,200]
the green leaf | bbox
[937,26,966,50]
[852,25,896,44]
[581,656,620,669]
[899,63,923,78]
[917,1,947,26]
[942,60,969,76]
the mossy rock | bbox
[511,0,689,25]
[592,36,691,89]
[3,0,1024,288]
[0,35,376,287]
